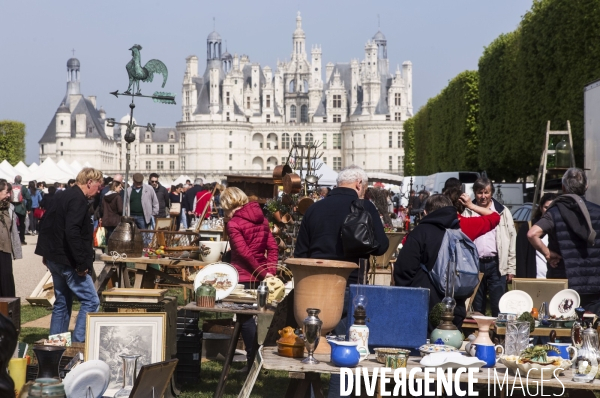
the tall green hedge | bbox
[402,118,415,176]
[0,121,26,165]
[412,0,600,181]
[478,0,600,180]
[409,70,479,175]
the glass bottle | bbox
[573,326,599,383]
[555,138,572,169]
[114,354,141,397]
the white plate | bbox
[63,360,110,398]
[549,289,580,318]
[498,290,533,316]
[193,262,239,301]
[420,352,485,371]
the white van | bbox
[463,182,531,211]
[424,172,481,194]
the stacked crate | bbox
[176,309,203,384]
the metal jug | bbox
[107,216,144,257]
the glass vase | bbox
[114,354,141,398]
[505,321,530,356]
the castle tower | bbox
[66,57,80,98]
[55,103,71,139]
[292,12,306,61]
[402,61,413,116]
[373,30,389,76]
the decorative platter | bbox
[63,360,110,398]
[193,262,239,301]
[548,289,580,318]
[418,344,458,357]
[420,352,486,371]
[498,290,533,316]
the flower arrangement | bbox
[384,224,395,233]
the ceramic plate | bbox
[516,359,571,379]
[420,352,486,371]
[549,289,580,318]
[418,344,458,357]
[193,262,239,301]
[498,290,533,316]
[63,360,110,398]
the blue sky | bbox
[0,0,533,164]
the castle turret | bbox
[292,12,306,61]
[55,103,71,139]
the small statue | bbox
[0,314,18,397]
[125,44,168,95]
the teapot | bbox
[328,340,360,368]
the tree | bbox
[0,121,26,165]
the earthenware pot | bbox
[285,258,358,355]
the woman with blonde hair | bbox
[221,187,278,372]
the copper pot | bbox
[283,173,301,194]
[273,164,293,183]
[272,210,282,222]
[281,213,293,224]
[297,196,315,215]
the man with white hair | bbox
[295,165,388,397]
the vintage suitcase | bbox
[0,297,20,334]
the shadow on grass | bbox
[178,360,329,398]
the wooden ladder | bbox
[530,120,576,220]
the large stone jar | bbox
[285,258,358,354]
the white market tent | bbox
[13,161,34,182]
[298,160,338,187]
[0,160,17,180]
[28,163,39,172]
[172,175,194,185]
[70,160,83,173]
[29,157,75,183]
[56,159,78,176]
[0,167,12,180]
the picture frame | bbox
[85,313,166,392]
[511,278,569,310]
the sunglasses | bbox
[150,180,158,183]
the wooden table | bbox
[96,255,208,298]
[255,348,600,398]
[182,302,274,398]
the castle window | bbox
[282,133,290,149]
[169,161,175,170]
[289,80,295,93]
[306,133,314,145]
[323,117,327,123]
[389,132,393,148]
[395,112,401,121]
[41,145,44,154]
[266,114,271,123]
[229,141,232,148]
[185,91,190,105]
[281,157,287,164]
[60,142,63,147]
[333,94,342,108]
[181,157,185,170]
[333,157,342,171]
[226,92,230,106]
[322,157,327,165]
[229,131,232,136]
[386,114,390,121]
[185,112,190,121]
[157,145,164,155]
[157,161,164,170]
[398,156,404,172]
[146,133,151,140]
[322,134,327,149]
[181,133,185,149]
[333,133,341,149]
[300,105,308,123]
[170,144,175,154]
[60,120,64,125]
[293,133,302,145]
[246,97,251,109]
[266,95,271,108]
[389,156,393,171]
[169,133,174,140]
[88,127,92,133]
[395,93,401,106]
[60,151,63,156]
[333,115,341,123]
[398,132,403,148]
[226,112,230,121]
[146,145,151,154]
[229,154,232,160]
[145,161,151,170]
[290,105,297,119]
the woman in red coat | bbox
[221,187,278,372]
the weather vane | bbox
[106,44,176,218]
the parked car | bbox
[511,202,532,230]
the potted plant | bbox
[265,199,283,222]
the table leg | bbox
[133,263,148,288]
[214,314,250,398]
[284,373,323,398]
[95,264,118,294]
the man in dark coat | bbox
[35,168,103,342]
[295,165,389,398]
[394,194,467,333]
[149,173,170,218]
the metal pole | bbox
[124,140,131,216]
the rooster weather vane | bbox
[105,44,176,217]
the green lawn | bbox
[19,295,313,397]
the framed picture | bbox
[511,278,569,310]
[85,313,166,392]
